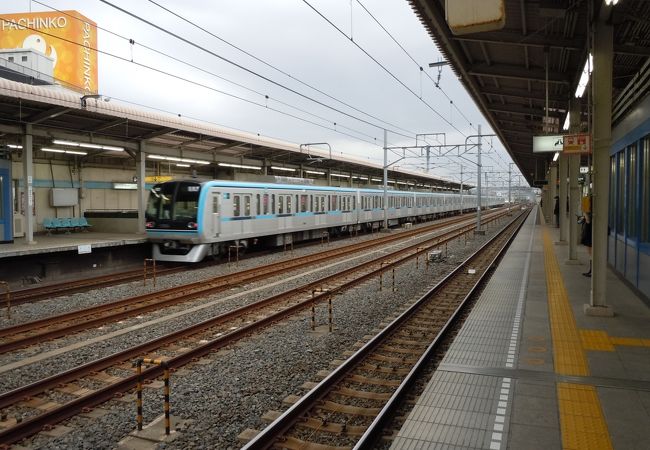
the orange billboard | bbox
[0,11,98,94]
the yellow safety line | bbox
[542,227,613,450]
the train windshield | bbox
[146,181,201,229]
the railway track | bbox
[7,264,186,306]
[0,209,508,355]
[239,208,529,449]
[0,208,518,446]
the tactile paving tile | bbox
[392,371,505,449]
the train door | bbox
[211,191,220,236]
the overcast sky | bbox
[7,0,525,186]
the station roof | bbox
[409,0,650,184]
[0,78,463,191]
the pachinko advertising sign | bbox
[0,11,98,94]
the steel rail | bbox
[242,209,529,449]
[0,210,507,353]
[354,209,530,449]
[0,209,513,446]
[8,264,185,305]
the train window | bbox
[300,194,308,212]
[333,195,338,210]
[642,137,650,242]
[244,195,251,216]
[212,196,219,214]
[310,195,313,212]
[263,194,269,215]
[233,195,241,217]
[278,195,284,214]
[287,195,293,213]
[256,194,261,216]
[627,145,637,238]
[617,152,625,234]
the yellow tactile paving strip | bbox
[557,383,613,450]
[542,227,613,450]
[542,229,589,376]
[580,329,650,351]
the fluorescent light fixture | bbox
[176,163,190,167]
[53,139,124,152]
[42,147,87,155]
[563,113,570,131]
[7,144,22,149]
[304,170,325,175]
[330,173,350,178]
[147,154,210,165]
[575,53,593,98]
[553,152,560,162]
[218,162,262,170]
[371,177,383,182]
[605,0,618,4]
[271,166,296,172]
[113,182,137,190]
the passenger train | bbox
[145,179,504,262]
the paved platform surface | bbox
[391,206,650,450]
[0,232,147,258]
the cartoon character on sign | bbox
[22,34,58,68]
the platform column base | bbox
[583,304,615,317]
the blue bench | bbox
[43,217,92,234]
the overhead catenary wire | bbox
[300,0,467,138]
[0,13,386,149]
[145,0,416,138]
[97,0,415,142]
[354,0,476,130]
[30,1,396,147]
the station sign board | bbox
[532,135,564,153]
[145,176,174,183]
[563,134,591,154]
[0,10,98,94]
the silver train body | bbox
[145,180,503,262]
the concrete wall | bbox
[11,161,149,233]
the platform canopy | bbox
[0,78,464,191]
[408,0,650,184]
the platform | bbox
[391,206,650,450]
[0,232,147,259]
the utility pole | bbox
[476,124,482,233]
[460,164,463,214]
[383,129,388,230]
[508,162,512,214]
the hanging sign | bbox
[563,134,591,154]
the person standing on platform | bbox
[553,196,560,228]
[581,213,592,277]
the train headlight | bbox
[146,221,155,228]
[187,222,198,229]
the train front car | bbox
[145,180,208,262]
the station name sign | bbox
[532,134,591,154]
